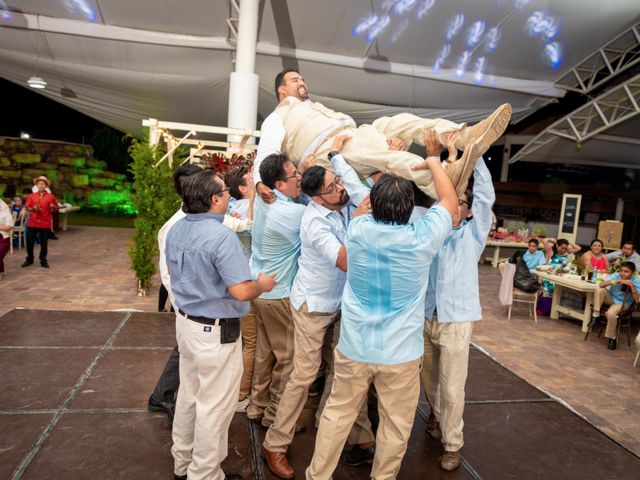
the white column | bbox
[500,136,511,182]
[615,198,624,221]
[227,0,260,148]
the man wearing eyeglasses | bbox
[420,147,496,472]
[246,153,308,432]
[261,136,375,479]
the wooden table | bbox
[532,270,597,332]
[58,206,81,231]
[485,240,528,267]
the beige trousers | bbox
[420,319,473,452]
[306,349,422,480]
[593,288,623,339]
[247,298,295,424]
[239,307,257,401]
[171,312,242,480]
[264,303,374,452]
[314,113,463,198]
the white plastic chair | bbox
[12,209,26,250]
[499,262,539,323]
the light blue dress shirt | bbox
[228,197,252,260]
[338,205,452,365]
[250,190,306,299]
[166,213,251,318]
[425,157,495,323]
[606,272,640,307]
[523,250,546,270]
[290,154,370,313]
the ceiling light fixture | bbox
[27,76,47,89]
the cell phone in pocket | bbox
[221,318,240,344]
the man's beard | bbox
[325,191,350,209]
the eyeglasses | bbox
[280,171,301,182]
[458,198,470,208]
[317,176,343,196]
[216,187,230,196]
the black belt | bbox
[178,309,238,326]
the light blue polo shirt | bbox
[338,205,452,365]
[249,190,306,299]
[606,272,640,307]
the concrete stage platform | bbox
[1,309,638,480]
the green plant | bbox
[127,134,182,295]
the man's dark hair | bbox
[557,238,569,247]
[224,165,250,200]
[181,170,224,214]
[274,68,300,100]
[260,154,290,190]
[301,166,326,197]
[371,174,414,225]
[528,238,539,247]
[412,183,433,209]
[464,188,474,207]
[620,261,636,273]
[173,163,203,197]
[623,240,635,250]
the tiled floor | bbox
[1,309,638,480]
[1,225,639,460]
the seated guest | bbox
[591,261,640,350]
[606,240,640,272]
[0,198,12,280]
[10,197,25,223]
[580,238,607,272]
[542,238,581,293]
[523,238,546,270]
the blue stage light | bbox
[417,0,436,20]
[352,15,379,37]
[393,0,419,16]
[485,27,501,52]
[64,0,97,22]
[467,21,486,47]
[545,42,563,68]
[366,15,391,42]
[391,18,410,44]
[474,57,487,83]
[456,51,472,77]
[446,14,465,41]
[433,43,451,71]
[526,11,559,40]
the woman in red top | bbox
[22,176,59,268]
[580,238,608,272]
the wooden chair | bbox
[634,332,639,367]
[11,209,26,250]
[585,291,635,347]
[498,262,539,323]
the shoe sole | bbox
[446,140,483,196]
[467,103,512,154]
[260,451,296,479]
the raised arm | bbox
[469,157,496,256]
[254,112,286,203]
[329,135,370,207]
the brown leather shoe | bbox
[459,103,512,153]
[440,450,461,471]
[445,138,482,196]
[261,445,295,479]
[425,413,442,440]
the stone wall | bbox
[0,137,134,214]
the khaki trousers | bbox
[593,288,623,339]
[239,307,257,401]
[171,312,242,480]
[247,298,295,424]
[264,303,374,452]
[314,113,462,198]
[420,319,473,452]
[306,349,422,480]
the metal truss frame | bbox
[555,21,640,94]
[142,118,260,167]
[510,73,640,164]
[226,0,240,45]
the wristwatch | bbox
[327,151,340,161]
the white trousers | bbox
[171,312,243,480]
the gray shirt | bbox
[606,249,640,271]
[166,213,252,318]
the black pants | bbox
[158,284,175,312]
[150,346,180,403]
[26,227,50,263]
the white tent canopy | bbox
[1,0,639,149]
